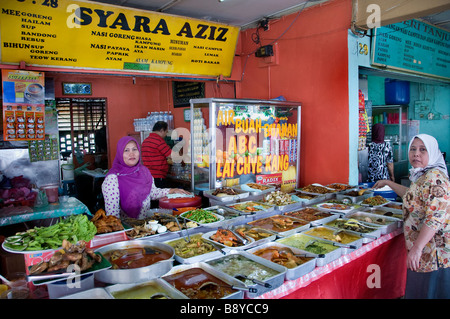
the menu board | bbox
[372,19,450,80]
[0,0,239,77]
[2,69,45,141]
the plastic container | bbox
[385,79,410,105]
[41,185,59,203]
[61,164,74,180]
[47,274,94,299]
[374,189,398,201]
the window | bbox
[56,98,107,157]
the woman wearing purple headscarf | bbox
[374,134,449,299]
[101,136,189,219]
[367,123,395,182]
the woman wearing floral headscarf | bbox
[101,136,189,219]
[374,134,449,299]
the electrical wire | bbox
[240,0,312,81]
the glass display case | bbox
[371,105,408,163]
[189,98,301,194]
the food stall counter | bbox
[0,197,91,227]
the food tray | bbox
[123,210,198,241]
[105,278,188,299]
[31,252,112,286]
[292,191,327,206]
[324,218,382,242]
[248,215,310,237]
[231,224,277,248]
[180,209,225,228]
[283,207,339,226]
[360,206,403,220]
[203,187,249,203]
[247,242,317,280]
[315,202,356,214]
[60,288,113,299]
[205,206,246,225]
[161,262,245,299]
[325,183,358,192]
[205,250,286,298]
[232,184,275,196]
[345,211,400,235]
[276,233,342,266]
[260,197,303,212]
[295,184,338,199]
[360,196,390,207]
[302,226,365,251]
[164,233,224,264]
[202,230,255,250]
[257,191,304,212]
[336,189,374,204]
[383,201,403,211]
[225,200,275,215]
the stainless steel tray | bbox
[325,183,358,193]
[360,205,403,220]
[276,233,342,266]
[232,184,275,196]
[180,209,226,228]
[205,205,247,225]
[231,224,277,248]
[105,278,189,299]
[225,200,276,215]
[315,201,358,215]
[94,240,175,284]
[248,214,310,237]
[291,191,328,207]
[247,242,317,281]
[161,262,245,299]
[336,190,374,204]
[60,288,113,299]
[324,218,382,242]
[164,233,224,264]
[205,250,286,298]
[302,226,365,252]
[202,230,255,250]
[345,211,401,235]
[283,207,339,226]
[203,187,249,203]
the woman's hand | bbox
[407,245,422,271]
[169,188,191,195]
[373,180,391,189]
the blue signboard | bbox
[372,19,450,80]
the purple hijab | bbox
[107,136,153,218]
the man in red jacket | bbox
[142,121,172,188]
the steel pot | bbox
[94,239,175,284]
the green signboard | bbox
[372,19,449,80]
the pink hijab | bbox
[106,136,153,218]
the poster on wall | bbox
[2,69,45,141]
[0,0,239,77]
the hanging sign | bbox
[0,0,239,77]
[2,69,45,141]
[372,19,450,80]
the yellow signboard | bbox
[0,0,240,77]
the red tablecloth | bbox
[256,229,407,299]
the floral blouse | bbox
[102,174,170,219]
[403,169,450,272]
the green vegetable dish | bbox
[3,214,97,251]
[181,209,220,224]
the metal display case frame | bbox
[189,98,301,193]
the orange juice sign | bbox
[216,109,298,179]
[2,69,45,141]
